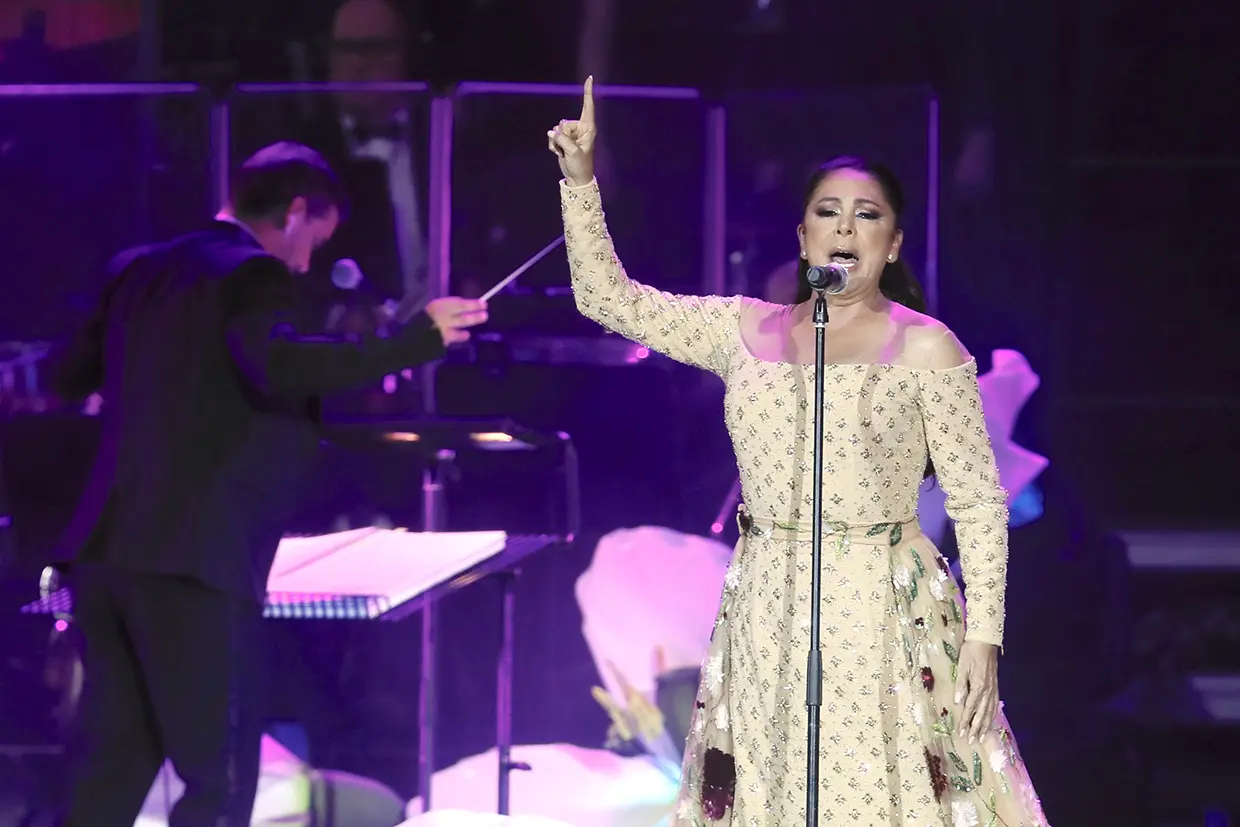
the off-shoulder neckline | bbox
[736,343,977,374]
[734,298,974,374]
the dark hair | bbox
[798,156,935,479]
[230,142,349,226]
[794,156,927,312]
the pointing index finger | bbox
[580,76,595,125]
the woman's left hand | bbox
[953,640,1000,743]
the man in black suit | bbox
[49,141,487,826]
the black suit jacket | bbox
[50,222,446,602]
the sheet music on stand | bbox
[264,529,511,619]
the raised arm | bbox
[548,78,738,375]
[224,258,484,397]
[917,331,1009,648]
[560,179,738,374]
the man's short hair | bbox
[230,142,349,225]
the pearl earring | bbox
[800,250,808,259]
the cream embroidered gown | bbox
[560,178,1050,827]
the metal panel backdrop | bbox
[0,85,212,343]
[448,85,707,304]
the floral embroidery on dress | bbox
[925,748,949,801]
[700,747,737,819]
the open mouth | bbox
[829,249,859,268]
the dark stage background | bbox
[1,0,1237,824]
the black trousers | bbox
[61,566,266,827]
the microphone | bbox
[330,258,365,291]
[805,263,850,295]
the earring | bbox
[887,254,895,262]
[800,250,808,259]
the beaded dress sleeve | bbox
[560,178,739,375]
[918,357,1010,648]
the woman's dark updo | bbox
[794,156,928,312]
[796,157,936,479]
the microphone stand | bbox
[804,287,828,827]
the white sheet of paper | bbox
[267,530,508,607]
[268,527,380,579]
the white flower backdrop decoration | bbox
[575,527,731,708]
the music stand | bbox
[318,416,578,811]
